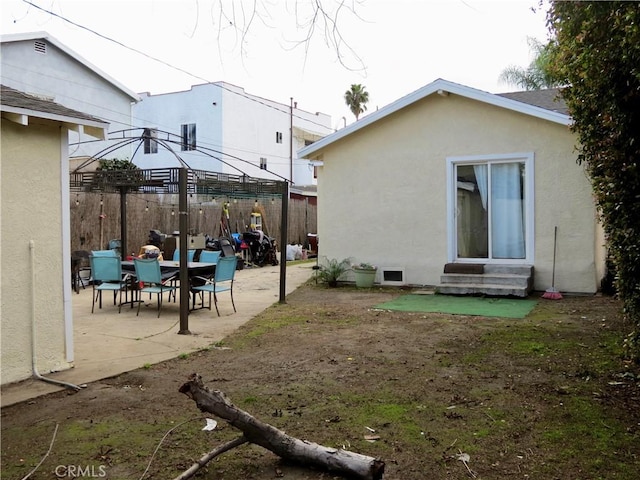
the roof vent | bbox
[34,40,47,54]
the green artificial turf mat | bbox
[374,294,537,318]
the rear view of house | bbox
[299,79,605,295]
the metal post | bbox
[178,168,190,334]
[279,181,289,303]
[119,188,127,259]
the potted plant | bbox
[352,262,377,288]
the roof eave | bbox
[2,105,109,139]
[298,79,572,159]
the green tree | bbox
[499,37,563,90]
[344,84,369,121]
[547,1,640,359]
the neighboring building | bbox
[1,85,108,385]
[0,31,139,163]
[299,78,605,295]
[132,82,332,185]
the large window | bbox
[181,123,196,151]
[143,128,158,154]
[448,153,534,262]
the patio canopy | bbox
[69,166,290,334]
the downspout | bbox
[29,240,82,391]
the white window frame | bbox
[445,152,535,264]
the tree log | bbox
[179,373,385,480]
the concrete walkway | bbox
[1,262,314,407]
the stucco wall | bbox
[130,82,331,185]
[132,84,224,171]
[1,120,70,385]
[316,93,601,293]
[221,83,332,185]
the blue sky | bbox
[1,0,550,128]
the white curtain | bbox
[473,165,488,210]
[491,163,525,259]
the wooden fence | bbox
[70,193,317,255]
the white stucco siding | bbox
[316,93,601,293]
[221,87,296,181]
[221,85,332,184]
[1,39,134,159]
[1,120,70,384]
[129,82,331,183]
[132,85,224,171]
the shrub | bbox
[317,258,351,287]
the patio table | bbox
[120,260,217,309]
[120,260,216,280]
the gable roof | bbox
[299,79,571,158]
[498,88,568,115]
[1,31,140,102]
[1,84,109,139]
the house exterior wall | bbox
[132,84,224,171]
[220,83,332,185]
[315,93,602,293]
[1,119,71,385]
[133,82,332,184]
[0,36,135,160]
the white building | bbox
[0,32,139,162]
[132,82,332,185]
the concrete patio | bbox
[1,261,315,407]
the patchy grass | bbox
[1,287,638,479]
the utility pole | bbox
[289,97,294,184]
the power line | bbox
[21,0,211,86]
[20,0,335,131]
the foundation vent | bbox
[380,268,405,286]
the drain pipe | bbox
[29,240,82,391]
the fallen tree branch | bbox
[172,435,248,480]
[179,373,385,480]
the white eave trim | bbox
[298,78,572,159]
[1,105,109,139]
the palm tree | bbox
[344,84,369,121]
[499,37,563,90]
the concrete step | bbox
[437,283,529,298]
[483,264,533,276]
[440,273,531,288]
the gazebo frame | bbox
[70,166,290,334]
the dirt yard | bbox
[2,283,639,480]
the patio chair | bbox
[172,249,196,262]
[168,249,197,301]
[133,257,177,317]
[91,249,118,257]
[198,250,221,263]
[191,255,237,316]
[71,250,91,293]
[89,255,130,313]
